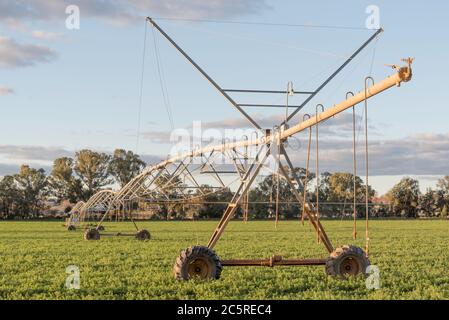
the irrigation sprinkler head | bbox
[398,57,413,83]
[386,57,413,83]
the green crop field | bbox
[0,220,447,300]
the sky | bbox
[0,0,448,195]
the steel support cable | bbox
[339,39,378,240]
[361,43,377,244]
[354,44,379,143]
[363,42,378,246]
[284,29,383,125]
[154,30,175,129]
[136,20,148,153]
[369,35,379,75]
[320,44,376,107]
[244,143,250,223]
[152,17,374,31]
[275,126,281,229]
[151,26,175,130]
[354,39,379,144]
[177,22,349,59]
[348,92,358,240]
[315,104,324,243]
[364,77,374,256]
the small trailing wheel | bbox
[84,228,100,240]
[98,225,105,231]
[67,225,76,231]
[326,245,370,278]
[135,229,151,240]
[173,246,222,281]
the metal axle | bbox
[222,256,327,267]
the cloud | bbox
[0,144,165,175]
[140,154,164,165]
[1,131,448,177]
[198,112,378,137]
[0,163,52,176]
[0,0,269,71]
[140,113,377,148]
[140,124,449,176]
[31,30,64,41]
[142,130,173,144]
[286,133,449,176]
[1,18,27,32]
[0,144,167,165]
[0,86,15,96]
[128,0,271,20]
[0,145,72,161]
[0,163,21,176]
[0,0,271,26]
[0,36,57,68]
[0,1,122,22]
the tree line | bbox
[0,149,144,218]
[0,148,448,220]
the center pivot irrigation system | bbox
[79,17,413,280]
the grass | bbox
[0,219,448,300]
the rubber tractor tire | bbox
[173,246,222,281]
[326,245,370,279]
[135,229,151,241]
[84,228,100,241]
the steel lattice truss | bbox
[67,190,116,227]
[66,200,84,226]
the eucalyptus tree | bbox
[13,165,49,218]
[109,149,146,188]
[74,149,112,200]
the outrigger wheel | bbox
[326,245,370,278]
[135,229,151,240]
[173,246,222,280]
[84,228,100,240]
[98,225,105,231]
[67,225,76,231]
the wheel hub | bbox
[340,256,359,276]
[188,258,210,279]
